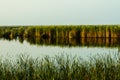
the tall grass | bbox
[0,25,120,39]
[0,25,120,47]
[0,53,120,80]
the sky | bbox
[0,0,120,25]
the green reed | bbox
[0,53,120,80]
[0,25,120,39]
[1,25,120,47]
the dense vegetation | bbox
[0,25,120,79]
[0,25,120,47]
[0,25,120,38]
[0,53,120,80]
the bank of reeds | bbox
[0,25,120,39]
[1,25,120,47]
[0,53,120,80]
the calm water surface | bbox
[0,38,119,60]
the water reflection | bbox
[3,36,120,47]
[0,36,120,60]
[0,38,119,61]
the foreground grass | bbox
[0,53,120,80]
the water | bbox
[0,38,119,60]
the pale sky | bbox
[0,0,120,25]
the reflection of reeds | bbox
[0,25,120,47]
[0,53,120,79]
[24,37,120,47]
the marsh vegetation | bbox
[0,25,120,47]
[0,25,120,80]
[0,53,120,80]
[1,25,120,38]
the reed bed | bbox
[0,25,120,39]
[0,53,120,80]
[1,25,120,47]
